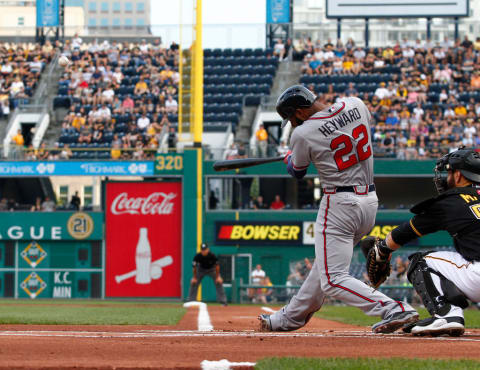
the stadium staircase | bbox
[236,59,302,143]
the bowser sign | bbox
[105,182,182,297]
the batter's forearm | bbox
[286,157,307,179]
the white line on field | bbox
[183,301,213,331]
[0,330,478,342]
[201,359,256,370]
[261,306,276,314]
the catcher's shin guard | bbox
[407,253,468,316]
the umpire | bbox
[188,243,227,305]
[372,147,480,337]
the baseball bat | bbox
[115,256,173,283]
[213,155,285,172]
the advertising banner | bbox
[105,182,182,297]
[216,221,303,245]
[0,212,102,241]
[36,0,59,27]
[0,161,153,176]
[266,0,290,23]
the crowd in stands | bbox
[54,36,179,159]
[289,35,480,158]
[0,41,55,117]
[0,191,82,212]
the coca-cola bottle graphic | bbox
[135,228,152,284]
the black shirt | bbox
[193,252,218,270]
[405,186,480,262]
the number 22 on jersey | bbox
[330,124,372,171]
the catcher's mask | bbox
[434,146,480,194]
[276,85,316,128]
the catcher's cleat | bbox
[258,314,272,331]
[407,316,465,337]
[372,310,419,334]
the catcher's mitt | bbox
[359,236,392,289]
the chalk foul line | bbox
[201,359,256,370]
[183,301,213,331]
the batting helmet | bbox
[276,85,316,128]
[434,147,480,193]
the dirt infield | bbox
[0,305,479,369]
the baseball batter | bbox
[259,85,418,333]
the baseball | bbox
[58,55,70,67]
[150,264,163,280]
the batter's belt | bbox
[322,184,376,195]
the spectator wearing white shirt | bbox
[374,82,390,99]
[277,140,290,156]
[323,47,335,61]
[139,39,150,53]
[251,264,266,285]
[102,86,115,104]
[353,47,365,60]
[1,63,12,75]
[463,120,477,147]
[402,47,415,60]
[98,104,111,120]
[72,33,82,49]
[165,95,178,113]
[137,113,150,131]
[413,103,424,120]
[29,56,43,74]
[249,264,266,302]
[112,67,123,84]
[10,77,24,97]
[273,39,285,60]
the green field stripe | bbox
[255,357,480,370]
[0,301,186,325]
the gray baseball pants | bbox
[188,267,227,304]
[269,191,414,331]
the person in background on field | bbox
[188,243,227,306]
[256,124,268,158]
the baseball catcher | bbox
[371,147,480,336]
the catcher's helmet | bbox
[276,85,316,128]
[434,147,480,193]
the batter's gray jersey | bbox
[290,97,374,187]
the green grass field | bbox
[0,299,185,325]
[255,358,480,370]
[314,305,480,328]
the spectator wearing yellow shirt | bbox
[12,129,24,146]
[134,76,149,95]
[454,104,467,117]
[382,47,394,59]
[111,143,122,159]
[72,113,86,130]
[256,123,268,158]
[342,57,354,72]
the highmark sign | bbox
[0,212,103,241]
[0,161,154,176]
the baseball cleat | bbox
[258,314,272,331]
[406,316,465,337]
[372,310,419,334]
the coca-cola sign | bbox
[105,182,182,298]
[111,192,176,215]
